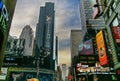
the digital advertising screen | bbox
[96,30,108,66]
[79,39,94,55]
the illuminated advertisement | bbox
[112,26,120,44]
[90,0,99,19]
[0,68,8,80]
[9,72,53,81]
[0,0,8,33]
[76,63,114,75]
[96,30,108,66]
[76,64,110,73]
[92,7,99,19]
[79,39,94,55]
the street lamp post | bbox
[36,57,40,78]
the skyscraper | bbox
[35,2,55,70]
[70,30,83,67]
[20,25,34,56]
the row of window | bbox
[102,0,120,62]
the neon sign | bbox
[0,1,8,33]
[0,1,8,21]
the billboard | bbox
[96,30,108,66]
[92,7,99,19]
[79,39,94,55]
[112,26,120,44]
[9,71,53,81]
[90,0,100,19]
[0,0,8,33]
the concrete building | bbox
[0,0,17,70]
[61,64,67,81]
[70,30,83,67]
[20,25,34,56]
[35,2,55,70]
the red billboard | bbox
[112,26,120,44]
[96,30,108,66]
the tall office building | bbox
[20,25,34,56]
[79,0,87,37]
[35,2,55,70]
[0,0,17,70]
[70,30,83,67]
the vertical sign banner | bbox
[96,30,108,66]
[112,26,120,44]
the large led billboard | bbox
[96,30,108,66]
[112,26,120,44]
[79,39,94,55]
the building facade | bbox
[35,2,55,70]
[0,0,17,70]
[79,0,110,66]
[100,0,120,71]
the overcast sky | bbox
[10,0,81,66]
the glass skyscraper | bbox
[35,2,55,70]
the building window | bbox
[112,2,116,10]
[112,17,119,26]
[29,36,32,47]
[104,14,108,22]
